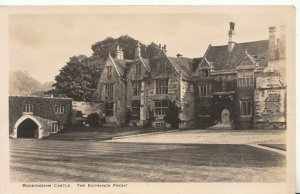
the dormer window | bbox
[199,69,210,78]
[205,70,209,77]
[107,66,112,79]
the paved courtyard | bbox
[10,129,286,182]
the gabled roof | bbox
[245,52,257,65]
[236,52,258,70]
[167,57,193,80]
[139,57,150,71]
[191,57,203,71]
[199,58,214,69]
[114,59,133,76]
[108,53,133,77]
[203,40,269,71]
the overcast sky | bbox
[9,9,290,83]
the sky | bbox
[9,8,290,83]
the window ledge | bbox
[22,112,33,115]
[198,115,211,117]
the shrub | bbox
[125,108,132,126]
[164,100,180,128]
[86,113,100,127]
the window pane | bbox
[247,101,252,115]
[162,100,168,107]
[156,79,168,94]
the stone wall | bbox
[254,88,286,126]
[126,60,148,127]
[254,72,286,129]
[179,80,195,128]
[147,56,181,128]
[9,96,72,133]
[97,58,126,126]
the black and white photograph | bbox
[0,5,296,194]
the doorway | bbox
[221,108,230,125]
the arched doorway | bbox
[13,115,42,139]
[221,108,230,125]
[17,118,39,138]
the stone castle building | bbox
[8,23,286,140]
[97,22,287,129]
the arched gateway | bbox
[13,115,43,139]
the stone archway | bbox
[13,115,42,139]
[17,119,38,138]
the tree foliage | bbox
[91,35,161,59]
[48,55,103,101]
[86,112,100,127]
[49,35,161,101]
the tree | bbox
[164,100,181,128]
[144,42,162,59]
[91,35,161,60]
[48,55,103,101]
[48,35,161,101]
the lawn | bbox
[10,139,286,182]
[44,126,180,141]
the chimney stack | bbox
[268,26,276,61]
[279,25,286,59]
[162,44,167,54]
[116,45,124,60]
[135,41,141,58]
[228,22,235,52]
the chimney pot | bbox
[162,44,167,54]
[229,22,235,32]
[116,45,124,60]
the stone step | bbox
[208,123,233,130]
